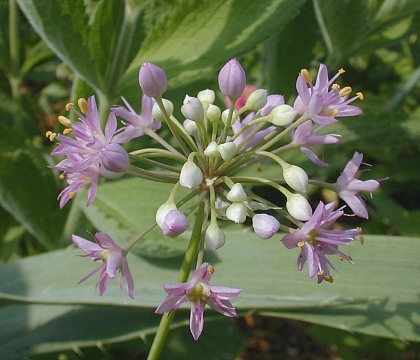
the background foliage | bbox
[0,0,419,358]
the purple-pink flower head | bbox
[281,201,361,283]
[139,62,168,97]
[218,58,246,99]
[155,262,241,340]
[72,232,134,299]
[294,64,363,125]
[335,152,380,219]
[49,96,129,208]
[112,95,161,143]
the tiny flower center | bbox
[187,282,210,303]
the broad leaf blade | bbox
[0,234,419,341]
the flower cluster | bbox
[48,58,380,340]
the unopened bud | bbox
[245,89,268,111]
[139,62,167,97]
[217,142,236,161]
[179,161,203,189]
[252,214,280,239]
[207,104,221,122]
[270,105,298,126]
[286,194,312,221]
[283,164,308,193]
[218,58,246,99]
[204,141,219,157]
[227,183,247,202]
[181,97,204,122]
[162,210,190,237]
[226,202,247,223]
[152,99,173,122]
[197,89,215,104]
[183,119,197,135]
[156,203,177,228]
[205,222,226,251]
[100,143,130,173]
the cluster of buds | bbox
[48,59,380,340]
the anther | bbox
[58,115,72,127]
[69,192,76,199]
[356,92,364,100]
[324,275,334,283]
[63,128,72,135]
[297,241,305,248]
[65,102,74,111]
[45,131,57,141]
[331,83,340,91]
[208,265,215,275]
[339,86,352,97]
[300,69,312,83]
[78,98,88,114]
[322,108,339,116]
[338,68,345,74]
[59,174,66,180]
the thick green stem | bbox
[147,202,206,360]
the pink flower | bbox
[155,263,241,340]
[294,64,363,125]
[252,214,280,239]
[113,95,161,143]
[72,232,134,299]
[51,96,129,207]
[282,201,361,283]
[162,210,190,237]
[336,152,380,218]
[291,120,341,166]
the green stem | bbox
[147,202,206,360]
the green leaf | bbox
[80,178,190,258]
[1,234,419,342]
[121,0,306,91]
[0,125,66,248]
[0,304,241,360]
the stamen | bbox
[78,98,88,114]
[324,275,334,283]
[331,83,340,91]
[300,69,312,83]
[321,108,339,116]
[63,128,72,135]
[339,86,352,97]
[338,68,345,74]
[297,241,305,248]
[356,92,364,100]
[208,265,215,275]
[65,102,74,111]
[58,115,72,127]
[69,192,76,199]
[45,131,57,141]
[59,174,66,180]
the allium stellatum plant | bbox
[47,58,380,358]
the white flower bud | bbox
[283,164,308,193]
[227,183,247,202]
[179,161,203,189]
[207,104,221,122]
[152,99,174,122]
[245,89,268,111]
[181,97,204,123]
[226,202,247,223]
[204,141,219,157]
[217,142,236,161]
[286,194,312,221]
[221,109,237,125]
[197,89,215,104]
[252,214,280,239]
[270,104,298,126]
[183,119,197,135]
[205,222,226,251]
[156,203,177,228]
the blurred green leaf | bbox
[0,233,419,342]
[0,124,66,249]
